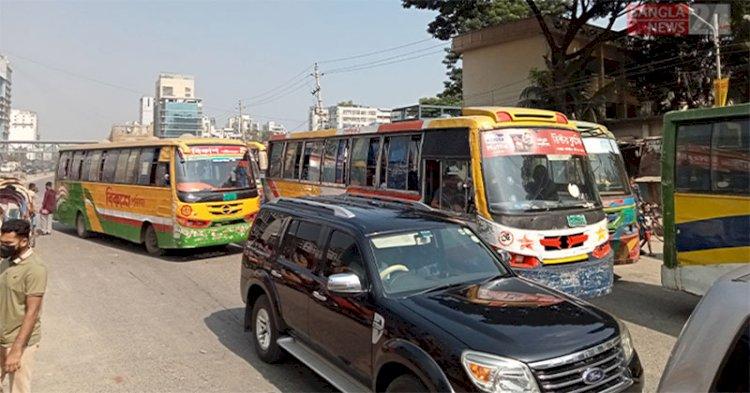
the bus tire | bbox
[142,224,163,256]
[76,212,90,238]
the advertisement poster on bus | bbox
[482,129,587,157]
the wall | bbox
[461,35,548,107]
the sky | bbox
[0,1,444,141]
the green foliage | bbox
[419,96,462,106]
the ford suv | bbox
[240,195,643,392]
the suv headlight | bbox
[617,319,634,361]
[461,351,540,393]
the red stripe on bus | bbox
[267,179,281,198]
[346,187,421,201]
[377,120,424,133]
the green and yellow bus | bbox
[662,103,750,295]
[54,137,261,254]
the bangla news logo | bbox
[626,2,731,37]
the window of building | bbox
[301,141,323,182]
[101,150,120,183]
[114,149,131,183]
[185,87,192,98]
[268,142,284,178]
[283,141,303,179]
[281,220,322,270]
[162,86,173,96]
[349,137,380,187]
[322,230,366,283]
[385,135,421,191]
[87,151,102,182]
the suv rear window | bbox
[322,230,366,284]
[281,220,322,270]
[246,210,285,258]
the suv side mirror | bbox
[327,273,364,294]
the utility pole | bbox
[712,13,722,80]
[311,63,325,130]
[237,99,247,142]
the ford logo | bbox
[581,367,606,385]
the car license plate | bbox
[223,192,238,201]
[567,214,587,227]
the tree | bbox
[402,0,562,103]
[419,96,462,106]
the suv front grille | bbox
[529,338,631,393]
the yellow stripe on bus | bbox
[677,246,750,265]
[675,193,750,224]
[543,254,588,265]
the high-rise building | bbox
[153,73,203,138]
[262,121,286,133]
[139,96,154,126]
[325,104,391,130]
[9,109,38,141]
[0,56,12,140]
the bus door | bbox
[421,129,474,214]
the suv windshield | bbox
[481,128,600,213]
[176,145,255,192]
[583,137,631,195]
[370,225,508,296]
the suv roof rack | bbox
[274,197,356,218]
[331,194,436,213]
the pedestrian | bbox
[0,219,47,393]
[38,184,54,236]
[25,185,37,236]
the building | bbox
[262,121,286,133]
[452,17,658,137]
[139,96,154,126]
[0,56,11,140]
[109,123,153,142]
[153,73,203,138]
[309,104,391,130]
[8,109,38,141]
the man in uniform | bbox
[0,219,48,393]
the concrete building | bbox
[262,121,286,133]
[0,56,12,140]
[139,96,154,126]
[309,104,390,130]
[109,123,153,142]
[153,73,203,138]
[452,17,656,137]
[8,109,38,141]
[308,106,330,131]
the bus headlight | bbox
[618,319,634,361]
[461,351,539,393]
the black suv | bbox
[240,196,643,393]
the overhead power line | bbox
[325,47,448,75]
[319,37,434,64]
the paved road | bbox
[24,175,698,392]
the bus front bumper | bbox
[515,253,614,299]
[172,221,251,248]
[611,231,641,265]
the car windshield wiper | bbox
[415,281,470,296]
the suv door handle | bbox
[312,291,327,302]
[270,269,282,278]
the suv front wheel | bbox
[251,294,284,363]
[386,374,428,392]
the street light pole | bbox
[712,13,721,80]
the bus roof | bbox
[246,141,267,150]
[58,137,247,152]
[570,120,615,139]
[663,103,750,125]
[271,106,575,141]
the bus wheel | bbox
[143,224,163,256]
[76,212,90,238]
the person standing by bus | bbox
[38,183,54,236]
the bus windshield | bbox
[583,137,631,195]
[481,128,600,213]
[176,145,254,193]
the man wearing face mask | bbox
[0,219,47,393]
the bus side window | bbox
[321,139,338,183]
[350,138,369,186]
[301,141,323,182]
[87,151,102,182]
[125,149,140,184]
[102,150,121,183]
[384,135,421,191]
[99,151,108,182]
[366,137,380,187]
[70,151,85,180]
[114,149,131,184]
[268,142,284,178]
[336,139,348,184]
[283,142,302,180]
[137,149,157,186]
[80,151,91,181]
[153,162,169,187]
[711,119,749,194]
[57,152,71,180]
